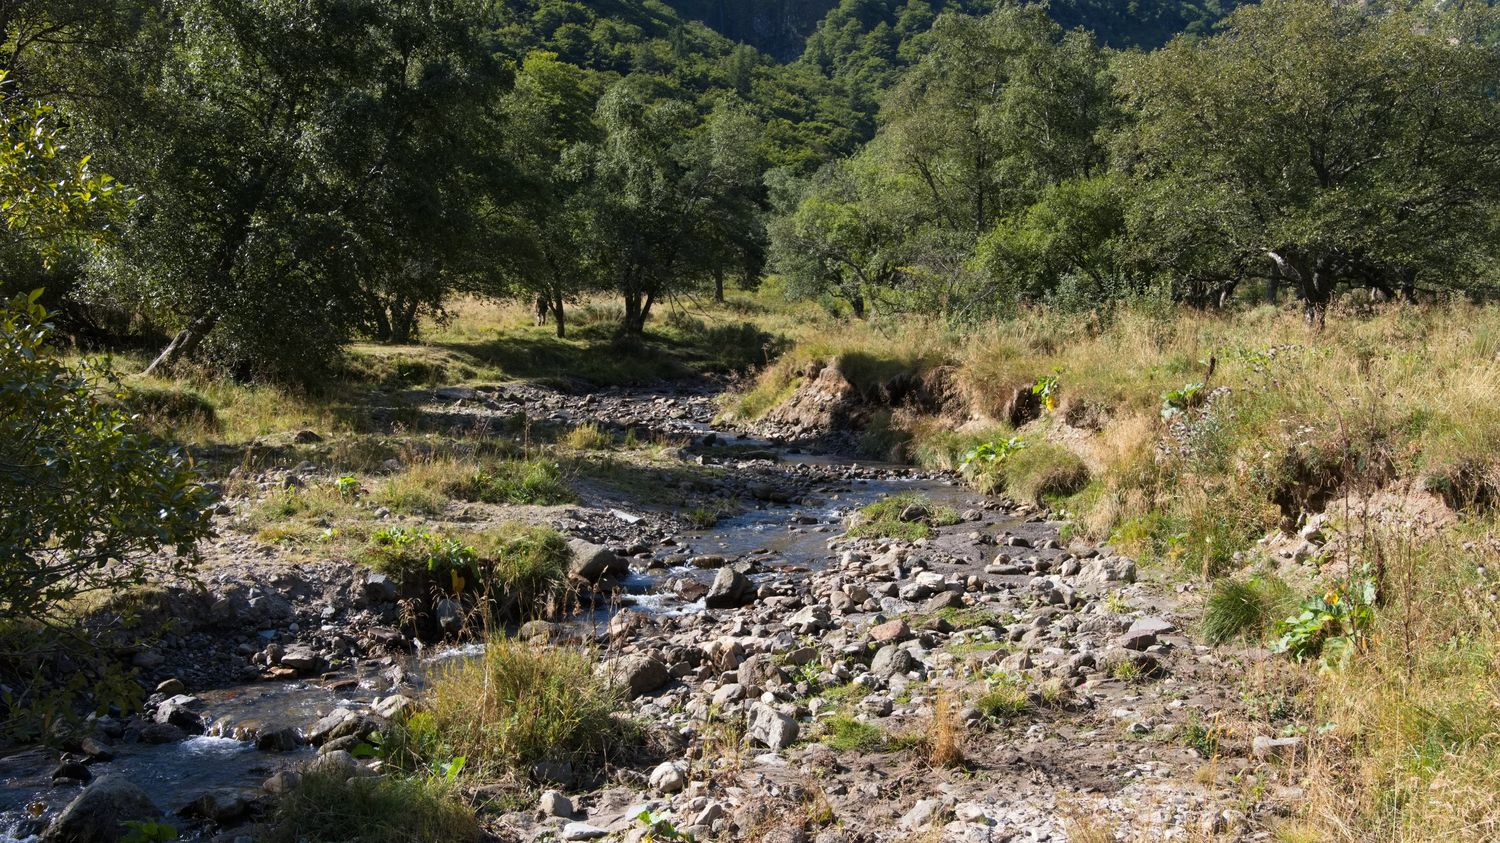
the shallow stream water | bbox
[0,429,991,841]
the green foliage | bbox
[1202,577,1293,645]
[820,714,888,751]
[1,292,214,735]
[423,636,632,777]
[442,458,574,506]
[1117,0,1500,316]
[846,492,959,540]
[975,678,1029,720]
[121,822,179,843]
[1160,382,1204,420]
[1272,580,1376,670]
[361,525,568,616]
[637,809,697,843]
[960,436,1026,475]
[265,771,478,843]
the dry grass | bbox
[1294,531,1500,842]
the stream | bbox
[0,419,997,842]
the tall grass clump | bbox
[561,422,612,450]
[360,524,569,619]
[1201,577,1294,644]
[421,637,632,778]
[1296,533,1500,841]
[265,772,478,843]
[442,457,573,505]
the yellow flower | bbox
[1324,590,1341,606]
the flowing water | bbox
[0,429,992,841]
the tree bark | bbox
[144,314,218,377]
[713,267,724,303]
[550,291,566,338]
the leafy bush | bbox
[265,771,478,843]
[1,293,215,736]
[423,637,632,776]
[1272,579,1375,669]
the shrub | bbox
[424,637,632,776]
[264,772,478,843]
[1,294,215,737]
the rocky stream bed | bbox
[0,383,1302,842]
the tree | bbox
[688,101,767,303]
[975,173,1131,310]
[1116,0,1500,322]
[53,0,505,378]
[493,51,602,338]
[877,5,1110,244]
[768,155,911,318]
[576,78,765,333]
[0,83,212,737]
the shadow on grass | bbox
[432,320,788,388]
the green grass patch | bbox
[419,637,633,777]
[264,772,477,843]
[360,524,569,617]
[819,715,888,752]
[846,492,960,541]
[442,458,574,506]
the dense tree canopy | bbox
[1,0,1494,377]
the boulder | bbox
[153,696,205,734]
[278,645,320,673]
[42,775,160,843]
[649,761,687,794]
[596,654,669,698]
[567,539,626,581]
[540,789,575,818]
[179,789,249,823]
[362,572,399,605]
[870,644,919,678]
[869,620,911,644]
[787,605,830,634]
[747,702,799,751]
[704,567,751,609]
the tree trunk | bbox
[390,298,420,344]
[144,313,218,377]
[550,292,566,339]
[713,267,724,303]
